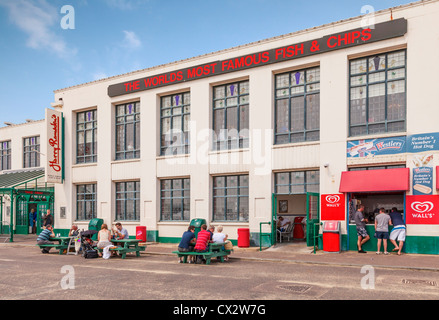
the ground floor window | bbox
[274,170,319,194]
[160,178,190,221]
[213,175,249,222]
[116,181,140,221]
[76,184,97,220]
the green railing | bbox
[259,221,272,251]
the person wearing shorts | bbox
[389,207,406,255]
[354,204,370,253]
[374,208,391,255]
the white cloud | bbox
[0,0,76,58]
[123,30,142,49]
[105,0,149,10]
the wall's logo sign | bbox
[321,194,345,220]
[325,195,340,204]
[411,201,434,214]
[406,195,439,224]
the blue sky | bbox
[0,0,415,126]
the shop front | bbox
[0,169,54,241]
[340,167,409,253]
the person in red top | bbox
[194,224,211,252]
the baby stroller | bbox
[80,230,99,259]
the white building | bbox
[3,0,439,254]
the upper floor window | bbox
[116,102,140,160]
[160,93,190,156]
[213,81,249,151]
[275,67,320,144]
[349,50,406,136]
[23,136,40,168]
[0,141,11,171]
[76,110,97,164]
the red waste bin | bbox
[136,226,147,242]
[237,228,250,248]
[322,221,341,253]
[293,216,305,240]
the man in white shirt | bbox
[277,216,291,232]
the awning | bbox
[0,168,45,190]
[339,168,410,193]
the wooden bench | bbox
[97,245,146,259]
[37,243,69,255]
[97,239,146,259]
[173,242,232,265]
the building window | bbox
[76,110,97,163]
[23,136,40,168]
[349,164,405,171]
[160,93,190,156]
[76,184,97,220]
[213,81,249,151]
[349,50,406,136]
[116,102,140,160]
[160,178,190,221]
[275,67,320,144]
[116,181,140,221]
[275,170,320,194]
[213,175,249,222]
[0,141,11,171]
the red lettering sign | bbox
[406,195,439,225]
[321,194,345,220]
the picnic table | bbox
[173,242,232,265]
[96,239,146,259]
[37,236,72,255]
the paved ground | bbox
[1,235,439,306]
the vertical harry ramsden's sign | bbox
[45,108,63,184]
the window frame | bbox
[212,174,249,222]
[274,67,320,145]
[115,102,140,160]
[76,184,97,221]
[212,80,250,151]
[349,50,407,137]
[160,178,190,221]
[76,109,97,164]
[160,92,191,156]
[0,140,11,171]
[23,136,40,168]
[274,170,320,195]
[115,181,140,221]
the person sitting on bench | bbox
[194,224,212,263]
[177,225,196,263]
[37,225,55,254]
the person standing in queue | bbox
[355,204,370,253]
[389,207,406,255]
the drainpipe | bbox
[9,190,13,242]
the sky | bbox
[0,0,416,126]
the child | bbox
[374,208,391,255]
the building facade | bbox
[3,0,439,253]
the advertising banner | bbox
[45,108,63,184]
[406,195,439,225]
[412,167,433,195]
[347,136,406,158]
[407,132,439,153]
[321,194,345,220]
